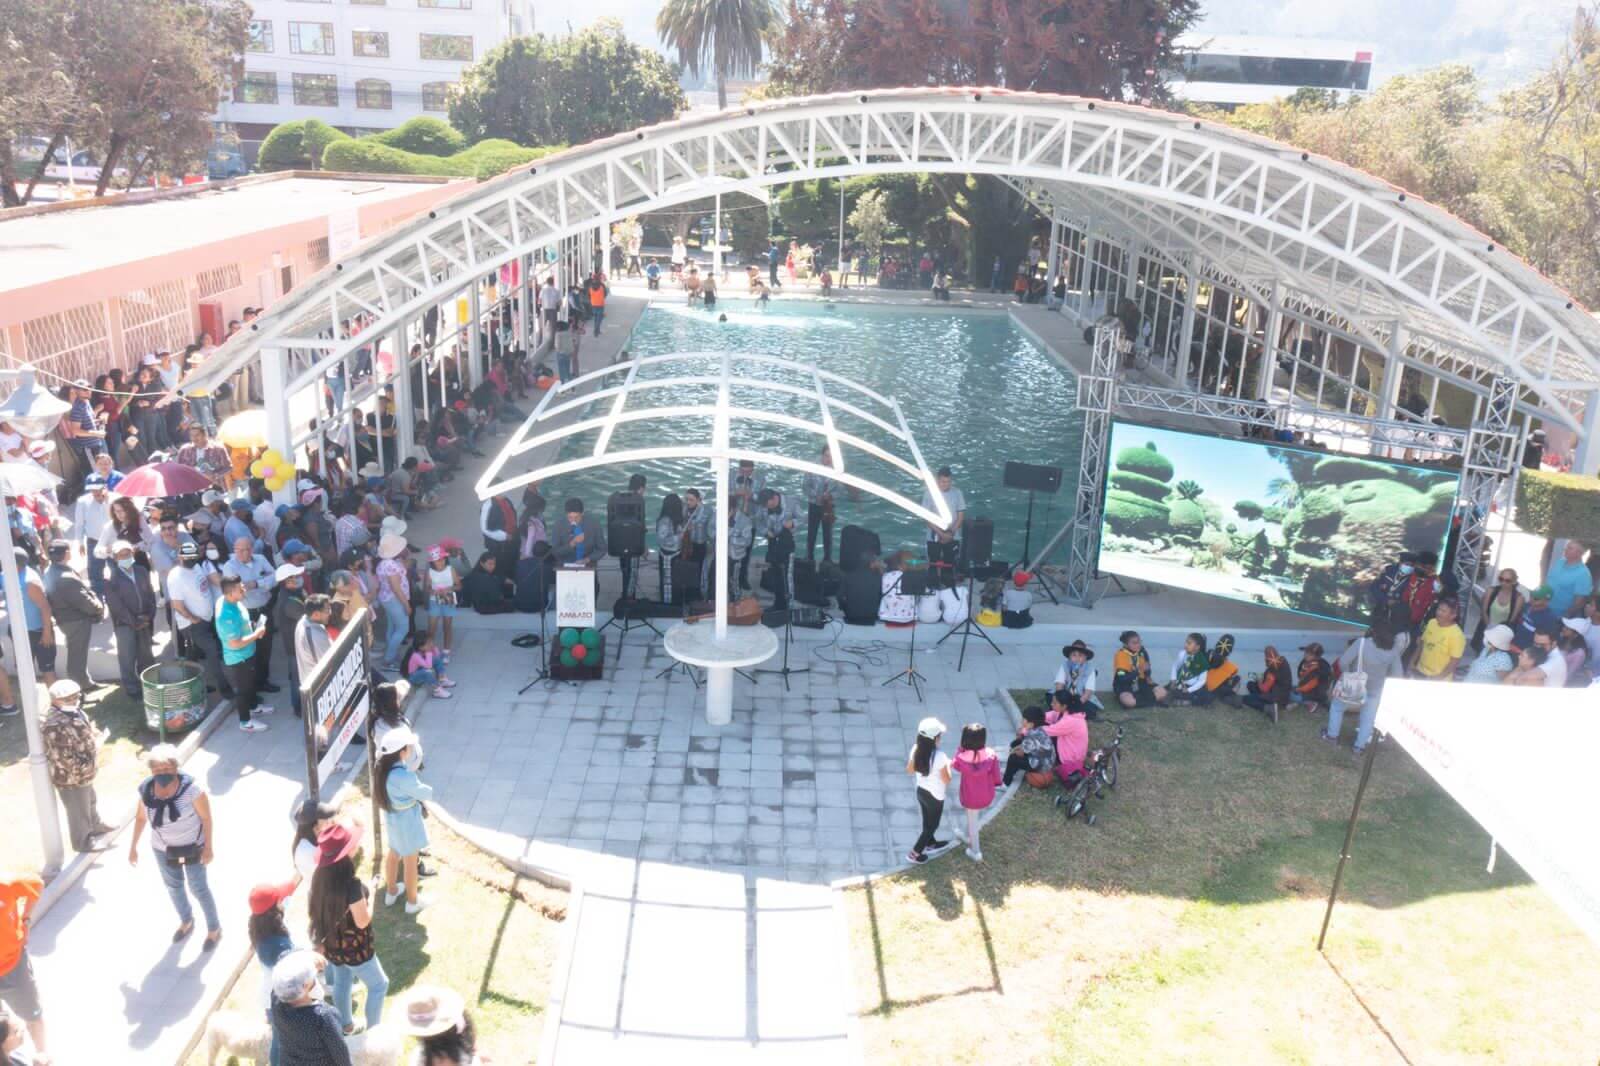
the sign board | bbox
[328,208,361,259]
[556,568,596,628]
[1376,679,1600,948]
[303,607,371,782]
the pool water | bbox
[543,301,1083,563]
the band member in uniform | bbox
[803,447,839,564]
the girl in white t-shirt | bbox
[906,717,952,864]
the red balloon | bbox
[570,643,588,662]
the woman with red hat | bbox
[307,822,388,1035]
[248,878,299,1065]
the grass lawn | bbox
[0,680,173,875]
[844,689,1600,1065]
[187,776,567,1066]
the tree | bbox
[0,0,85,206]
[847,188,889,258]
[656,0,780,110]
[451,21,686,149]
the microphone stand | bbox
[518,562,553,694]
[756,553,809,691]
[880,570,928,700]
[935,565,1000,671]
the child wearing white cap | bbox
[905,717,952,864]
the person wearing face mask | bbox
[168,541,232,700]
[274,563,309,717]
[223,538,282,694]
[40,679,115,853]
[105,541,157,699]
[43,540,105,691]
[269,950,351,1066]
[1369,551,1418,617]
[128,744,222,949]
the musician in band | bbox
[802,447,838,564]
[757,488,800,610]
[615,473,647,600]
[731,459,764,591]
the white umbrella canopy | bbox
[0,460,62,496]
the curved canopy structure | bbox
[187,87,1600,435]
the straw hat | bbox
[394,985,465,1038]
[377,533,407,559]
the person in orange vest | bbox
[585,271,609,338]
[0,872,47,1064]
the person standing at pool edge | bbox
[906,718,952,864]
[921,467,965,563]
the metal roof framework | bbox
[184,87,1600,433]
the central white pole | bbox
[2,505,63,876]
[714,455,729,639]
[713,192,724,281]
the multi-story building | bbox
[216,0,534,145]
[1170,34,1377,109]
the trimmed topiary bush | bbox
[1234,500,1264,521]
[1104,491,1170,538]
[258,120,312,171]
[1110,470,1171,501]
[368,117,466,156]
[1312,456,1393,484]
[1115,443,1175,483]
[1515,469,1600,540]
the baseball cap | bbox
[230,498,252,512]
[916,717,946,739]
[249,879,297,916]
[281,538,310,558]
[1532,584,1553,600]
[83,473,108,489]
[202,489,224,505]
[46,540,69,559]
[111,539,135,555]
[178,541,200,560]
[274,562,305,582]
[71,378,90,390]
[48,679,81,701]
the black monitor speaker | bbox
[1003,461,1062,494]
[608,520,645,556]
[607,492,645,524]
[839,525,881,571]
[964,517,994,565]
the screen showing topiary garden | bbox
[1097,422,1462,625]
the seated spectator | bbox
[1002,705,1056,787]
[1503,644,1549,687]
[1051,640,1102,718]
[1112,630,1167,708]
[404,631,455,700]
[1464,624,1516,683]
[1241,645,1294,717]
[1169,632,1209,704]
[1042,690,1089,781]
[1292,642,1332,712]
[877,552,916,624]
[1199,633,1242,706]
[460,551,513,614]
[1559,617,1591,686]
[1000,571,1033,628]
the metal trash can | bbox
[140,660,207,735]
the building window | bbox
[356,79,392,109]
[247,20,274,52]
[419,0,471,8]
[288,21,334,55]
[351,30,389,57]
[307,238,330,270]
[421,82,451,112]
[292,73,339,106]
[234,71,279,105]
[419,33,472,61]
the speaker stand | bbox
[934,572,1000,671]
[880,574,926,699]
[517,592,553,694]
[599,557,662,663]
[756,559,810,691]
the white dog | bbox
[203,1010,402,1065]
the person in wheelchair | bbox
[1043,689,1089,783]
[1002,705,1056,787]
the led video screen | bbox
[1096,422,1462,625]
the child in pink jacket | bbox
[1044,690,1089,781]
[952,723,1003,862]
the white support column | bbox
[4,515,62,877]
[467,284,482,392]
[1258,280,1284,402]
[1575,389,1600,476]
[394,319,415,461]
[1174,265,1200,390]
[1377,319,1408,422]
[260,349,295,503]
[1077,229,1099,321]
[1045,216,1063,310]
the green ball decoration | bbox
[560,628,579,647]
[560,649,577,667]
[580,628,600,649]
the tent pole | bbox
[1318,737,1381,952]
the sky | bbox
[1193,0,1571,92]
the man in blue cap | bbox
[223,498,262,554]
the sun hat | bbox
[358,462,383,479]
[270,950,322,1002]
[111,539,135,555]
[395,985,466,1038]
[27,440,54,458]
[379,516,407,538]
[248,879,297,916]
[1532,584,1553,600]
[916,716,946,739]
[1562,616,1593,636]
[1483,624,1515,651]
[378,533,407,559]
[48,679,81,701]
[315,821,365,866]
[377,724,417,756]
[274,562,305,583]
[1062,639,1094,661]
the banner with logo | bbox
[556,568,596,628]
[1376,679,1600,947]
[303,607,370,783]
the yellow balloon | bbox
[260,449,284,467]
[249,459,269,478]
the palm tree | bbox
[656,0,780,111]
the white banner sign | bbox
[1376,679,1600,947]
[556,568,596,628]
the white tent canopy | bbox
[1373,679,1600,947]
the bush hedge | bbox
[367,117,466,157]
[320,136,553,179]
[1514,468,1600,540]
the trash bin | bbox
[141,660,208,735]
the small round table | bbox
[662,622,779,725]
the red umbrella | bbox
[116,461,215,498]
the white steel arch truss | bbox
[185,88,1600,432]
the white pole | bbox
[713,192,723,281]
[714,457,729,639]
[837,182,846,275]
[260,348,295,504]
[2,501,64,876]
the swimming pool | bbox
[543,301,1082,563]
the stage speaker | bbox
[839,525,881,571]
[792,559,828,606]
[965,517,994,565]
[607,492,645,524]
[608,520,645,556]
[1003,461,1063,494]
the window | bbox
[247,20,273,52]
[307,238,330,271]
[288,21,334,55]
[234,71,279,104]
[292,73,339,106]
[1181,53,1373,92]
[120,281,193,361]
[419,33,472,61]
[196,263,243,299]
[356,79,392,109]
[351,29,389,57]
[421,82,451,111]
[419,0,471,7]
